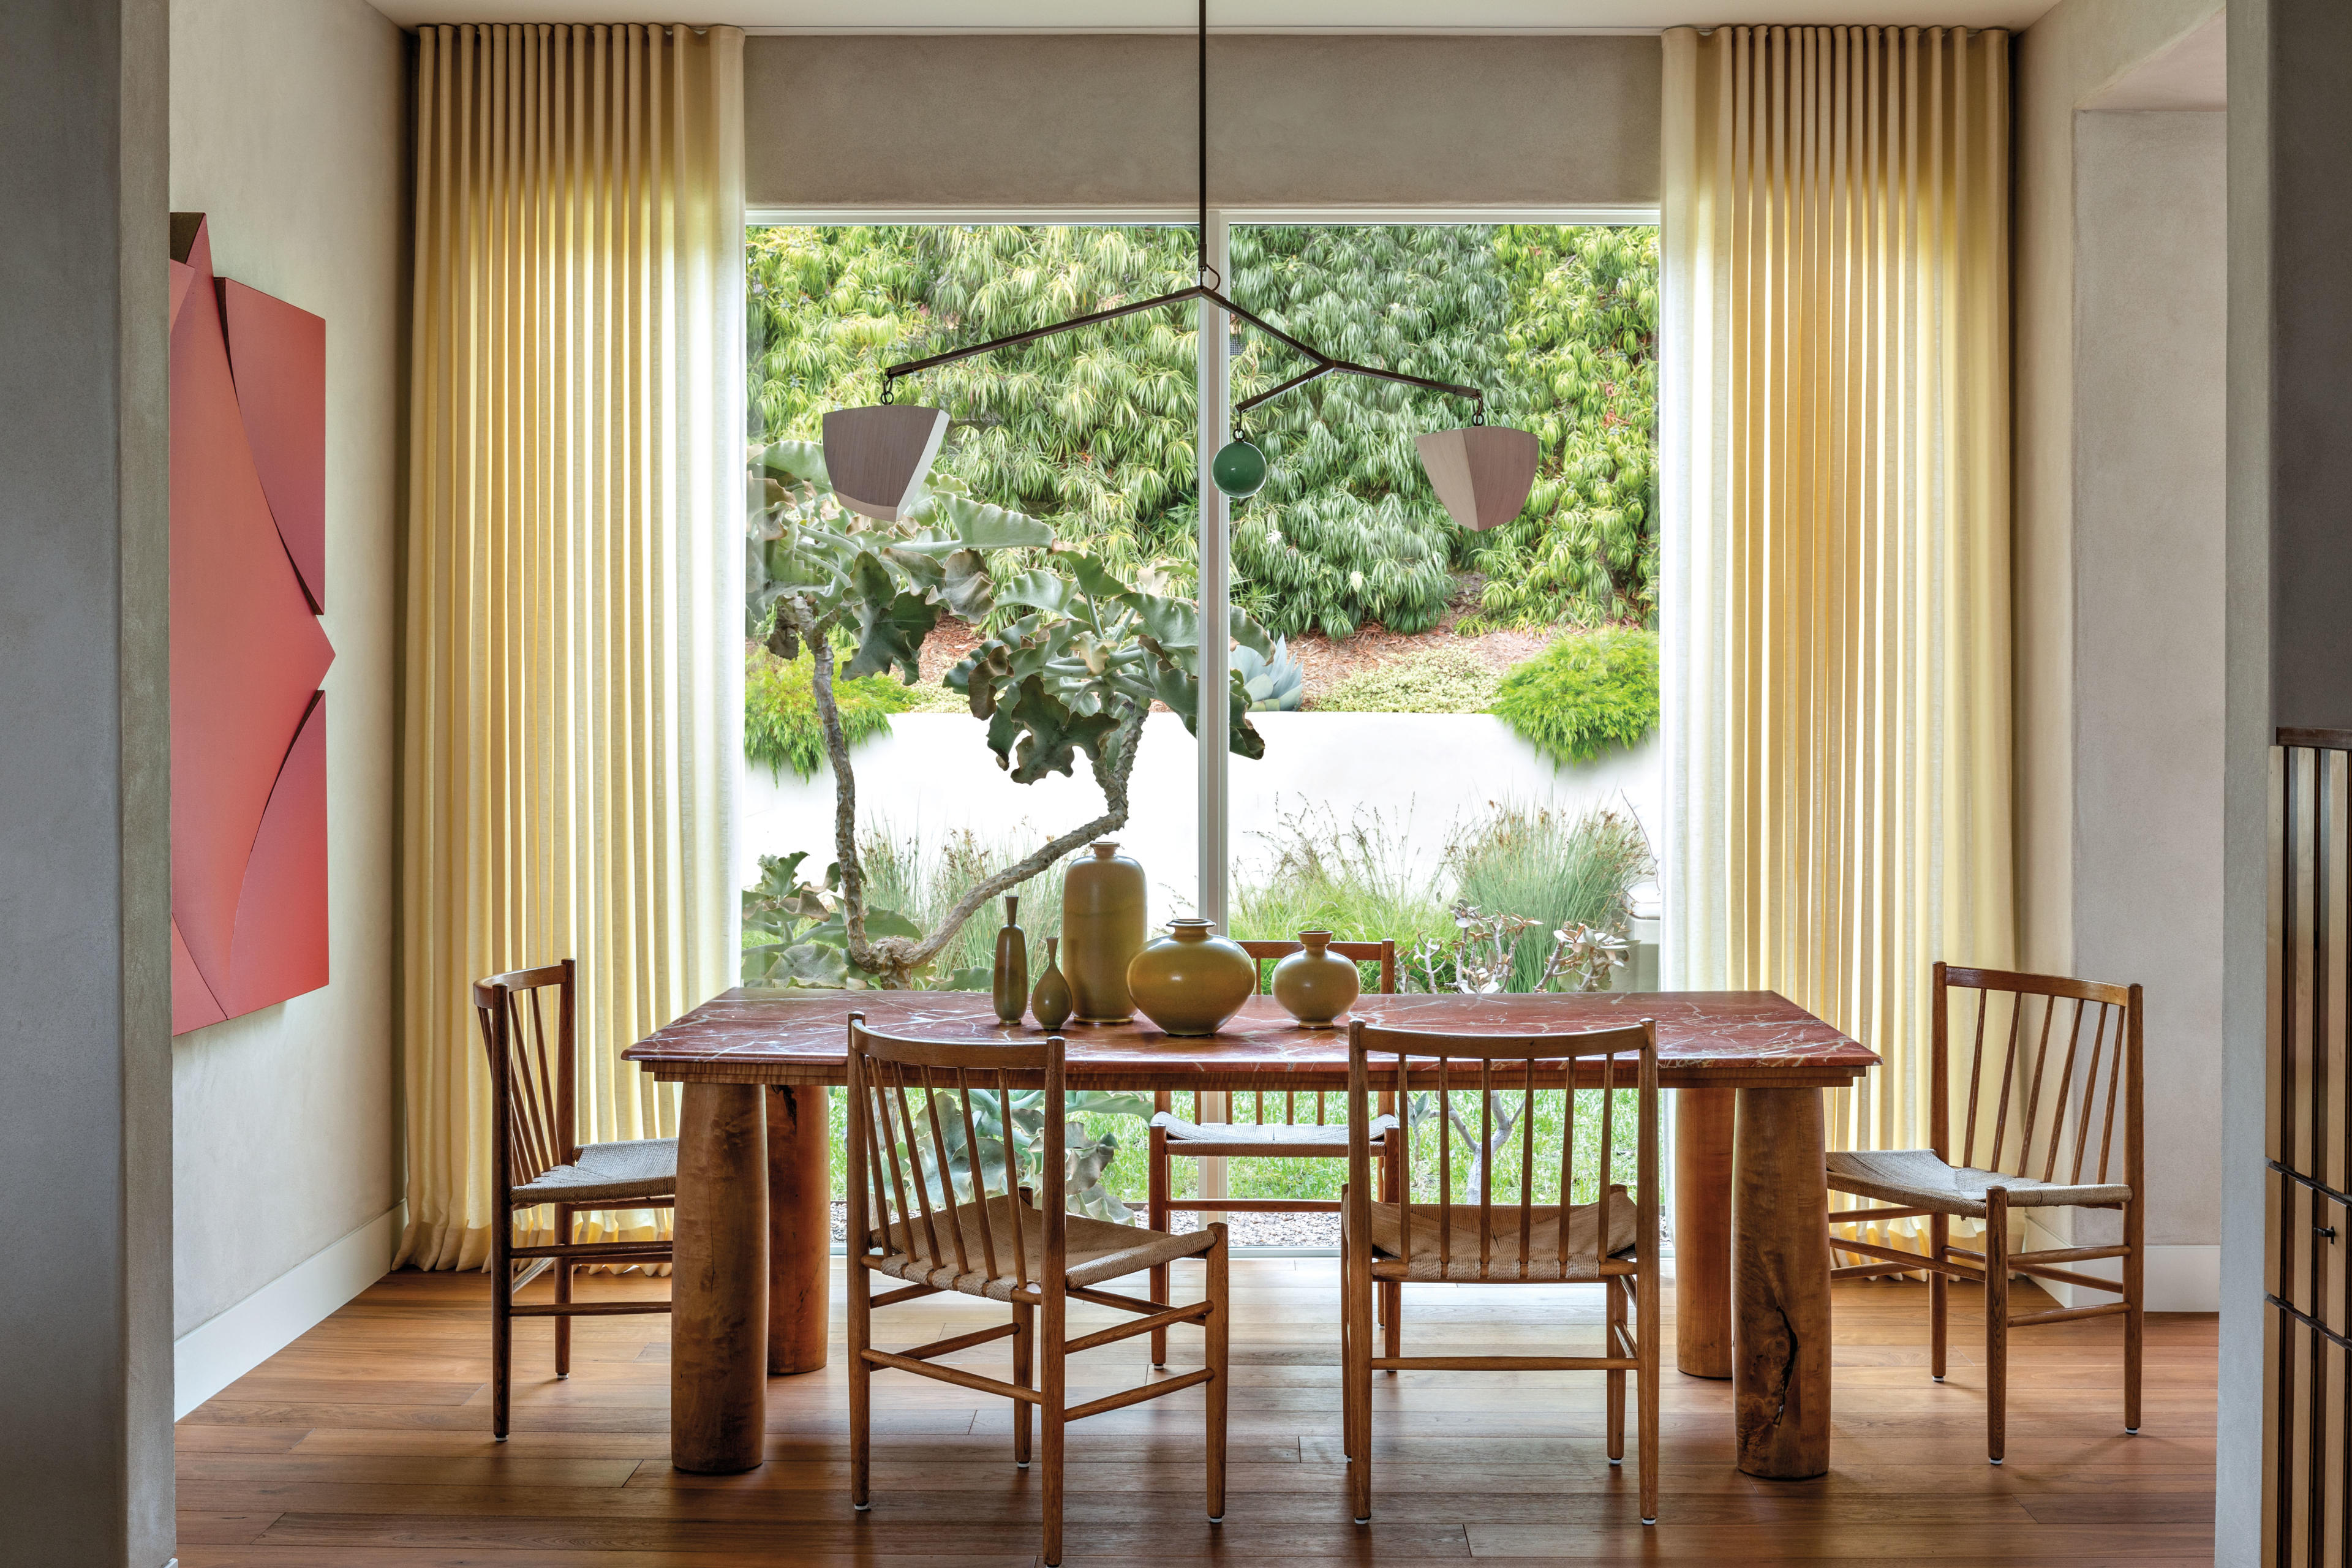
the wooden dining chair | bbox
[473,962,677,1441]
[1341,1016,1662,1526]
[1825,962,2144,1463]
[848,1014,1229,1568]
[1145,937,1400,1364]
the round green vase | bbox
[1270,929,1360,1028]
[1127,918,1257,1037]
[1030,936,1073,1030]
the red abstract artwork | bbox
[168,214,334,1034]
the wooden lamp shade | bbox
[1414,424,1540,532]
[821,404,949,521]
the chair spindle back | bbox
[1347,1017,1657,1280]
[1938,962,2143,1188]
[847,1016,1065,1288]
[472,961,578,1193]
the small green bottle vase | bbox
[992,894,1028,1025]
[1127,918,1257,1037]
[1271,929,1360,1028]
[1030,936,1073,1030]
[1063,842,1147,1023]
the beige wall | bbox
[2014,0,2223,977]
[2070,110,2226,1250]
[168,0,408,1336]
[745,34,1660,212]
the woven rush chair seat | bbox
[1368,1189,1638,1283]
[1151,1110,1395,1153]
[867,1196,1215,1302]
[512,1137,677,1204]
[1825,1148,2130,1218]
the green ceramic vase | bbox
[1030,936,1073,1030]
[1126,918,1257,1037]
[1062,842,1147,1023]
[991,895,1028,1025]
[1270,929,1360,1028]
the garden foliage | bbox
[747,222,1658,638]
[743,646,911,782]
[1490,628,1661,767]
[1309,642,1502,714]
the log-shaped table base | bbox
[1673,1087,1735,1379]
[766,1085,831,1376]
[1732,1086,1833,1479]
[672,1082,767,1474]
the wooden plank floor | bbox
[175,1259,2217,1565]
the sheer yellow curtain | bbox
[1659,24,2015,1186]
[397,23,745,1271]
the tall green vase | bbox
[1061,842,1145,1023]
[991,895,1028,1025]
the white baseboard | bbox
[174,1202,402,1419]
[2019,1216,2218,1312]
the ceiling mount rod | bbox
[1198,0,1213,288]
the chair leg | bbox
[1929,1212,1948,1382]
[1379,1136,1402,1366]
[2124,1199,2144,1434]
[1149,1116,1172,1368]
[1012,1300,1034,1469]
[1205,1223,1229,1524]
[552,1204,573,1378]
[1605,1275,1626,1465]
[491,1208,512,1441]
[850,1264,872,1510]
[1043,1286,1067,1568]
[1343,1188,1372,1524]
[1985,1188,2009,1464]
[1637,1275,1659,1525]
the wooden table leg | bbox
[1732,1086,1832,1479]
[767,1085,831,1376]
[673,1082,767,1474]
[1673,1087,1735,1379]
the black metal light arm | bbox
[879,283,1484,414]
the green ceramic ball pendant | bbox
[1212,437,1268,499]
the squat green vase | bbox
[1271,929,1360,1028]
[1127,919,1257,1037]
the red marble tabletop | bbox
[623,989,1877,1090]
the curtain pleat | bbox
[1660,26,2015,1242]
[398,23,744,1272]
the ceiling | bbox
[378,1,2062,32]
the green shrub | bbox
[1448,804,1653,993]
[1310,643,1501,714]
[743,646,910,781]
[1490,628,1659,766]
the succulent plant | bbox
[1232,635,1305,712]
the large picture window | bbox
[742,219,1660,1236]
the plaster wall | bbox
[745,33,1660,213]
[2013,0,2223,979]
[741,714,1660,928]
[2069,110,2226,1252]
[167,0,408,1343]
[0,1,174,1558]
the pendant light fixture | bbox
[819,0,1540,532]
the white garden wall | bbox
[740,711,1660,924]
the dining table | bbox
[621,987,1878,1482]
